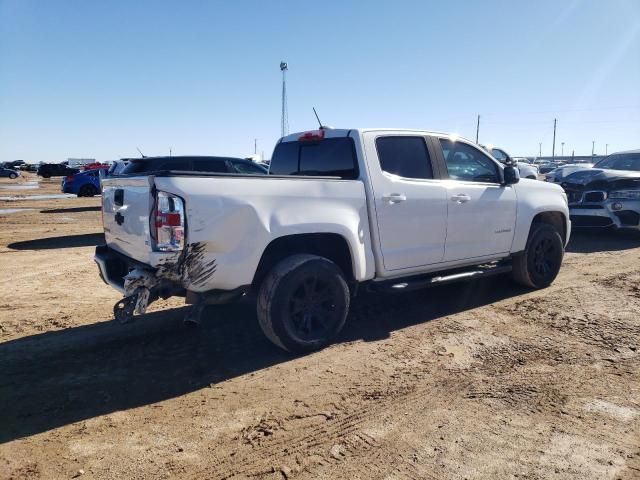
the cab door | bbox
[436,138,517,262]
[363,132,448,271]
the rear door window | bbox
[375,136,434,179]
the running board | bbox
[369,263,512,293]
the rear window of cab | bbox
[269,137,358,179]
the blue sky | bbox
[1,0,639,162]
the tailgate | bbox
[101,175,155,264]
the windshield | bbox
[593,153,640,171]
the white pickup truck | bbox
[96,128,570,352]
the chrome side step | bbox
[369,263,512,293]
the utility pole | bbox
[539,142,542,158]
[254,139,257,155]
[280,61,289,137]
[561,142,565,157]
[606,144,608,155]
[551,118,557,160]
[592,141,595,156]
[475,114,480,143]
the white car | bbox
[96,128,570,352]
[482,146,539,179]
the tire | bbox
[256,254,350,353]
[9,173,17,179]
[79,184,98,197]
[42,174,51,179]
[512,223,564,288]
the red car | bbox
[82,162,107,171]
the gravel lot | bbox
[1,174,639,479]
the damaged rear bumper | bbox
[95,244,185,295]
[94,244,140,293]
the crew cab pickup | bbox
[95,128,570,352]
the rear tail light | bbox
[65,175,74,182]
[153,191,185,252]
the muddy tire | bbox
[79,184,98,197]
[256,254,350,353]
[512,223,564,288]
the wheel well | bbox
[532,211,566,243]
[252,233,354,289]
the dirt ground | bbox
[1,174,639,480]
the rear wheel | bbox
[512,223,564,288]
[9,173,17,179]
[79,184,98,197]
[257,254,350,353]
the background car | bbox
[37,163,79,178]
[119,155,268,175]
[544,163,595,183]
[481,146,539,179]
[561,149,640,231]
[62,168,106,196]
[0,167,20,179]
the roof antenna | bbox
[136,147,146,158]
[313,107,323,129]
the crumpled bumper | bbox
[569,200,640,230]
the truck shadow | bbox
[0,276,528,443]
[40,206,101,214]
[7,233,105,250]
[566,229,639,253]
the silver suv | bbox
[561,150,640,231]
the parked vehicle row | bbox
[95,128,570,353]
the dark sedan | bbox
[0,167,20,179]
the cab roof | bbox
[280,128,470,143]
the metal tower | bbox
[280,61,289,137]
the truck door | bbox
[436,138,517,261]
[363,133,448,271]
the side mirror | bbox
[503,165,520,185]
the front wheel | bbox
[512,223,564,288]
[257,254,350,353]
[9,173,17,179]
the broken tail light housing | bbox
[154,191,185,251]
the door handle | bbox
[382,193,407,204]
[451,194,471,204]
